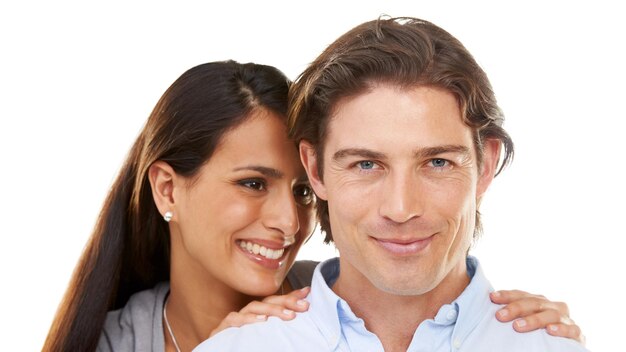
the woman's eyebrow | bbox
[232,165,284,179]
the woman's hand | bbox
[210,287,311,337]
[490,289,585,345]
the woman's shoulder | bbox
[97,282,169,352]
[286,260,320,289]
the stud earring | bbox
[163,211,173,222]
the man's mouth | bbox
[373,236,433,255]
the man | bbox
[194,17,587,351]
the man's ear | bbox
[148,161,177,220]
[299,140,328,201]
[477,139,501,198]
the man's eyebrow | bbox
[232,166,284,178]
[333,148,387,161]
[416,145,471,158]
[332,145,471,162]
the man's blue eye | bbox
[359,161,375,169]
[431,159,447,167]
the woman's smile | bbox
[237,239,292,269]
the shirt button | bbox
[453,339,462,349]
[446,310,458,321]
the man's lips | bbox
[373,235,433,255]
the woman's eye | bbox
[430,158,448,168]
[293,184,315,205]
[240,179,266,191]
[358,160,376,170]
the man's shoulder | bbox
[194,312,329,351]
[462,302,588,351]
[455,258,588,351]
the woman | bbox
[43,61,582,352]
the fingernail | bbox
[498,309,509,318]
[491,291,501,297]
[549,325,558,332]
[256,314,267,320]
[283,309,294,315]
[297,299,307,307]
[516,319,527,328]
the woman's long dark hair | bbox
[43,61,290,352]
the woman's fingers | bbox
[223,311,270,326]
[547,322,585,344]
[238,300,300,320]
[490,290,584,344]
[210,291,311,337]
[210,287,313,337]
[509,308,565,331]
[509,310,584,343]
[491,290,548,306]
[210,311,269,337]
[491,290,570,321]
[261,286,311,313]
[494,297,566,322]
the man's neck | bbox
[332,257,470,352]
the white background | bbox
[1,1,624,351]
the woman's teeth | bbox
[239,240,285,260]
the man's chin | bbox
[368,273,438,296]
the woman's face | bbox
[170,109,316,296]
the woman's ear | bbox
[299,140,327,201]
[148,161,177,220]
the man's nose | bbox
[378,169,424,224]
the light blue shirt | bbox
[194,256,588,351]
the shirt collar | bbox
[307,256,494,349]
[446,256,495,344]
[308,257,343,350]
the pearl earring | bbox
[163,211,173,222]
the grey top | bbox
[97,260,319,352]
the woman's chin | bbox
[234,274,285,297]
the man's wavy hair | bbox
[288,17,514,243]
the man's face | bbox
[301,84,498,296]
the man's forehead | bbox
[328,83,462,120]
[325,84,466,136]
[311,86,482,168]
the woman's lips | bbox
[238,240,285,259]
[373,236,433,255]
[237,239,290,269]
